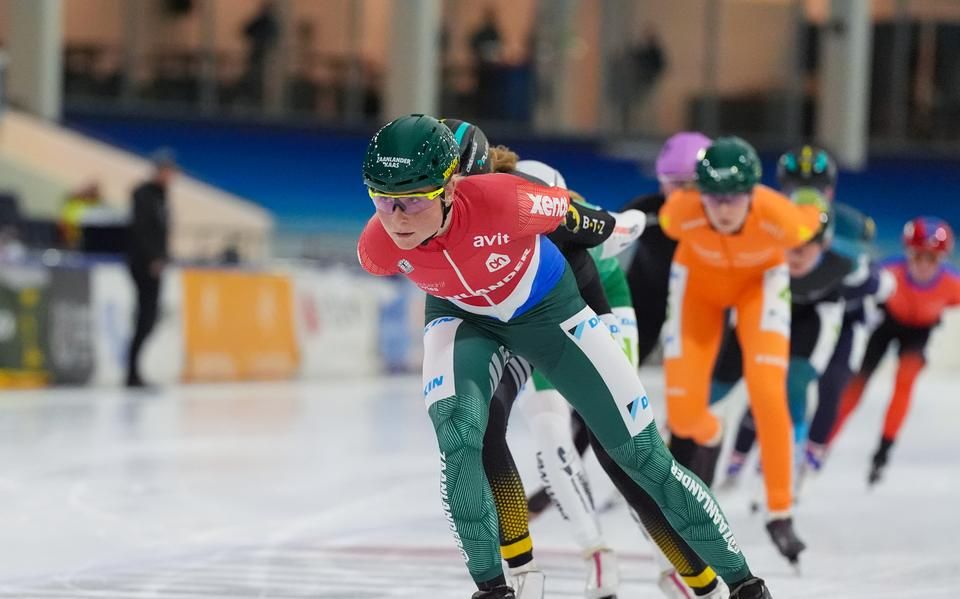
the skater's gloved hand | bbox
[599,209,646,259]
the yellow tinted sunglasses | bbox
[368,186,445,214]
[367,187,445,201]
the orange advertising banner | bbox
[182,270,299,381]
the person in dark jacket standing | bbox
[125,150,176,387]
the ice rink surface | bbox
[0,365,958,598]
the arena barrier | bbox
[0,262,387,388]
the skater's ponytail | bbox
[490,145,519,173]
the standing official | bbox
[125,150,176,387]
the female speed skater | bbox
[358,114,774,599]
[829,217,960,485]
[658,137,827,565]
[442,118,727,598]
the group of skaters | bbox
[357,114,959,598]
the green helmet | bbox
[363,114,461,193]
[696,136,762,194]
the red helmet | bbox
[902,217,954,254]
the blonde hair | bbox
[490,145,519,173]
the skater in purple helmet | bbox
[656,132,713,189]
[624,132,712,364]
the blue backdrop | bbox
[66,114,959,258]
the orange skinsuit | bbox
[659,184,823,514]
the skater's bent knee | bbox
[431,394,489,453]
[603,425,672,480]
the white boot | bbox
[584,548,620,599]
[657,569,694,599]
[700,578,731,599]
[628,508,695,599]
[519,388,605,550]
[509,561,545,599]
[655,568,730,599]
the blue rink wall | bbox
[65,113,960,259]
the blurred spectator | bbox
[241,1,280,104]
[59,182,103,250]
[0,191,21,234]
[289,20,319,112]
[220,235,242,265]
[0,225,26,262]
[471,7,504,64]
[125,150,176,388]
[470,7,504,118]
[294,20,316,76]
[620,25,666,132]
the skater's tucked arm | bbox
[841,256,895,303]
[752,185,826,249]
[657,188,704,241]
[472,174,571,238]
[596,208,647,259]
[512,165,644,254]
[547,198,617,248]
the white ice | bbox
[0,365,957,598]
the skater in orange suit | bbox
[830,217,960,486]
[658,137,826,565]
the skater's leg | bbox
[518,370,621,598]
[511,303,754,584]
[882,351,924,441]
[734,267,793,516]
[590,431,723,597]
[787,358,818,442]
[790,301,842,449]
[730,409,757,460]
[733,265,806,564]
[828,318,894,444]
[422,313,511,588]
[808,319,854,448]
[484,360,536,570]
[867,311,924,485]
[518,375,606,552]
[662,264,727,456]
[786,358,818,496]
[871,348,926,486]
[882,324,931,443]
[571,410,591,455]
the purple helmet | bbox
[656,132,712,182]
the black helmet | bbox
[440,118,492,176]
[777,145,838,193]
